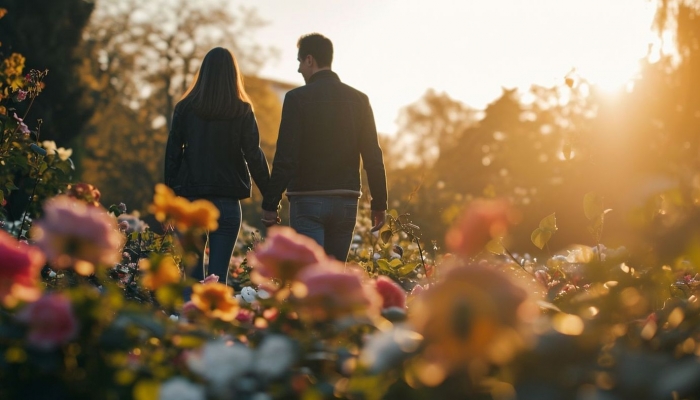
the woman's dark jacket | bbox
[164,100,270,199]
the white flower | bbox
[56,147,72,161]
[360,326,423,373]
[42,140,57,155]
[187,340,253,396]
[253,335,296,380]
[240,286,257,303]
[159,377,205,400]
[41,140,72,160]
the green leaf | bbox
[0,190,4,205]
[376,259,392,273]
[380,229,393,244]
[531,228,552,249]
[583,192,604,220]
[539,213,557,232]
[486,238,505,255]
[389,258,403,268]
[398,262,419,276]
[587,214,605,243]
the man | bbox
[261,33,387,262]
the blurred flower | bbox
[409,262,532,375]
[158,377,205,400]
[40,140,72,161]
[445,198,520,256]
[191,282,239,321]
[360,326,423,373]
[16,293,78,350]
[31,195,122,275]
[0,230,44,308]
[375,275,406,311]
[65,182,101,207]
[200,274,219,284]
[253,335,296,380]
[249,226,328,287]
[15,89,27,101]
[139,256,181,291]
[295,261,373,321]
[117,212,149,233]
[187,340,253,397]
[150,184,219,231]
[117,202,127,213]
[13,113,29,134]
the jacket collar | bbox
[308,69,339,84]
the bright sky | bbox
[237,0,658,135]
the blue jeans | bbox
[289,196,358,262]
[189,196,241,282]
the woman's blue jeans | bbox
[188,196,241,283]
[289,195,358,262]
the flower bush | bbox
[4,10,700,400]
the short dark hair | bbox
[297,33,333,68]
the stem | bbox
[16,177,39,240]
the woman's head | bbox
[181,47,252,119]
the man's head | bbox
[297,33,333,82]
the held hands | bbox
[370,210,386,232]
[261,209,281,227]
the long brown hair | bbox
[180,47,252,119]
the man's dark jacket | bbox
[164,101,270,199]
[262,70,388,211]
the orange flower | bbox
[150,184,219,231]
[409,261,531,375]
[191,282,239,321]
[139,256,181,290]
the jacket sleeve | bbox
[359,96,388,210]
[262,91,301,211]
[164,108,184,188]
[241,111,271,194]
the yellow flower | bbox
[191,282,239,321]
[149,184,219,231]
[140,256,181,291]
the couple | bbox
[164,33,388,285]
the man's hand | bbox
[261,209,280,227]
[370,210,386,232]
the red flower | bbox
[0,230,44,308]
[374,275,406,310]
[16,293,78,349]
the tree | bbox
[78,0,279,216]
[0,0,95,144]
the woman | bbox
[164,47,270,289]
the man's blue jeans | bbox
[189,196,241,282]
[289,195,358,262]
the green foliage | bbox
[531,212,557,249]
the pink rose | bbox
[295,261,373,321]
[445,198,520,257]
[31,195,123,275]
[0,230,45,308]
[374,276,406,310]
[249,226,328,287]
[16,293,78,350]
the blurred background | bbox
[1,0,698,266]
